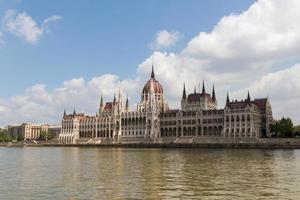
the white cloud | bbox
[233,64,300,124]
[43,15,63,24]
[2,9,62,44]
[150,30,180,50]
[0,74,142,126]
[1,0,300,126]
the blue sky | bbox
[1,0,300,126]
[0,0,254,96]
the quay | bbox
[1,138,300,149]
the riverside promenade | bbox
[2,137,300,149]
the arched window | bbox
[242,115,245,122]
[247,114,251,121]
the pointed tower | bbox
[247,90,251,103]
[99,95,104,114]
[63,109,66,118]
[226,92,230,106]
[125,95,129,111]
[113,93,116,104]
[182,83,186,100]
[73,108,76,116]
[117,83,123,112]
[202,80,206,94]
[212,84,216,102]
[194,86,196,94]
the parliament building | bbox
[59,67,273,144]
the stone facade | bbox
[59,67,273,144]
[8,123,48,140]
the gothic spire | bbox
[202,80,206,94]
[247,90,251,102]
[63,109,66,117]
[226,92,230,106]
[212,84,216,101]
[125,95,129,110]
[151,65,155,79]
[113,93,116,104]
[182,83,186,100]
[194,86,196,94]
[73,108,76,115]
[100,95,103,107]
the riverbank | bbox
[1,137,300,149]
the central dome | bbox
[142,67,164,94]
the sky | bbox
[0,0,300,126]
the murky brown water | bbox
[0,147,300,199]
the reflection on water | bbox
[0,147,300,199]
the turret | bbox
[99,95,104,114]
[125,95,129,111]
[202,80,206,94]
[63,109,66,117]
[194,86,196,94]
[247,90,251,102]
[73,108,76,116]
[113,93,116,104]
[100,95,103,108]
[212,84,216,102]
[226,92,230,106]
[182,83,186,100]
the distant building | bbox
[8,123,48,140]
[59,67,273,144]
[48,125,61,139]
[0,127,8,133]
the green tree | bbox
[294,125,300,137]
[0,132,15,142]
[271,117,294,137]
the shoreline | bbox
[1,138,300,149]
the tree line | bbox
[270,117,300,137]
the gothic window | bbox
[242,115,245,121]
[247,114,251,121]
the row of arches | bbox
[226,114,251,122]
[121,117,146,126]
[79,130,114,138]
[161,126,223,137]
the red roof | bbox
[187,93,212,103]
[142,78,164,94]
[253,98,268,112]
[104,102,113,110]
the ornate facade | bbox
[59,67,273,144]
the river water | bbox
[0,147,300,199]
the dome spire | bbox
[151,65,155,79]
